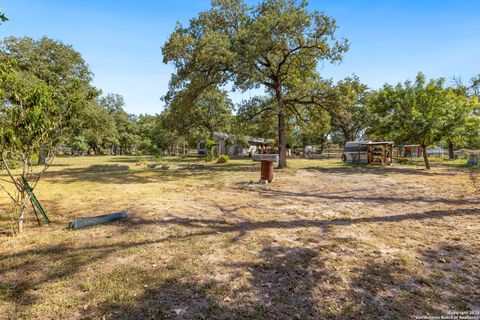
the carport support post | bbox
[382,145,385,165]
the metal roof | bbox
[212,132,274,145]
[358,141,394,145]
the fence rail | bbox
[303,153,343,159]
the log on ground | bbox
[68,211,128,230]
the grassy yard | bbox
[0,156,479,319]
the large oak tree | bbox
[162,0,348,167]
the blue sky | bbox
[1,0,479,115]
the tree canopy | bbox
[163,0,348,167]
[99,94,140,155]
[368,72,478,169]
[0,63,59,157]
[0,36,99,163]
[329,76,370,143]
[0,36,99,159]
[165,86,234,139]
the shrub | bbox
[217,155,229,164]
[205,155,213,162]
[205,139,216,158]
[71,135,89,154]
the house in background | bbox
[197,132,275,157]
[426,147,444,157]
[56,146,73,155]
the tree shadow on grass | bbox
[42,166,153,185]
[107,156,153,164]
[1,207,478,318]
[345,243,480,319]
[305,164,462,177]
[42,162,258,185]
[121,207,478,238]
[345,255,441,318]
[86,245,332,319]
[82,241,480,319]
[155,156,206,164]
[3,207,478,263]
[418,243,480,311]
[250,188,480,206]
[186,162,260,173]
[48,163,71,167]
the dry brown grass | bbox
[0,155,479,319]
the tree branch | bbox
[1,156,21,192]
[241,107,273,120]
[31,152,55,191]
[285,102,309,124]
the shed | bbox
[358,141,394,165]
[342,141,394,165]
[402,145,423,158]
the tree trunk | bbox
[448,140,454,160]
[302,138,307,157]
[18,191,25,234]
[277,103,287,169]
[342,128,354,143]
[38,144,47,165]
[319,133,328,154]
[422,144,430,169]
[275,82,287,169]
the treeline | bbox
[160,0,480,169]
[0,36,239,158]
[0,36,186,158]
[160,73,480,166]
[1,36,478,169]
